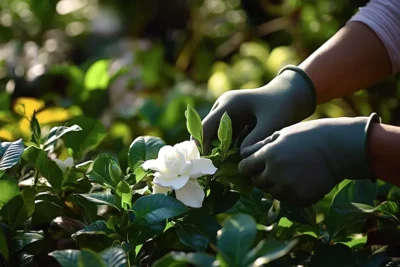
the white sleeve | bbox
[349,0,400,74]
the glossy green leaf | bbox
[175,223,209,251]
[132,194,188,227]
[153,252,216,267]
[22,146,63,191]
[13,231,44,250]
[0,139,24,172]
[84,60,110,91]
[244,239,298,267]
[50,249,80,267]
[87,155,120,189]
[79,192,119,210]
[128,136,165,170]
[30,112,41,144]
[116,180,132,210]
[63,116,107,158]
[43,124,82,147]
[217,112,232,154]
[0,175,20,209]
[0,187,35,230]
[72,221,115,240]
[185,105,203,152]
[217,213,257,266]
[100,247,128,267]
[78,249,107,267]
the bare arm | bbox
[298,20,400,185]
[299,21,392,103]
[368,123,400,187]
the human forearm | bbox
[368,123,400,187]
[299,21,392,103]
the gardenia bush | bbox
[0,105,398,266]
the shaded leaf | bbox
[153,251,215,267]
[128,136,165,170]
[175,223,209,251]
[132,194,188,227]
[79,192,119,210]
[63,116,107,158]
[217,213,257,266]
[22,146,63,191]
[50,249,80,267]
[100,247,128,267]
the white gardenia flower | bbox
[52,157,74,173]
[142,140,217,208]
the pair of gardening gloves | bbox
[203,65,380,206]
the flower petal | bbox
[152,183,172,195]
[142,159,162,172]
[175,179,205,208]
[189,158,217,178]
[154,174,189,190]
[174,140,200,160]
[64,157,74,168]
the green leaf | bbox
[332,180,377,207]
[0,139,24,172]
[78,249,107,267]
[13,231,44,250]
[127,221,166,245]
[50,249,80,267]
[244,239,298,267]
[128,136,165,170]
[217,112,232,154]
[0,175,20,209]
[109,161,123,185]
[217,213,257,266]
[87,155,120,189]
[0,229,8,260]
[185,105,203,152]
[22,146,63,191]
[204,181,240,215]
[30,112,41,144]
[100,247,128,267]
[84,60,110,91]
[0,186,35,230]
[116,180,132,210]
[79,192,119,210]
[32,200,63,225]
[72,221,115,239]
[153,252,216,267]
[67,194,97,224]
[63,116,107,158]
[132,194,188,227]
[43,125,82,147]
[183,209,221,244]
[175,223,209,251]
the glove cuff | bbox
[278,65,317,117]
[364,112,381,182]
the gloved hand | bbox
[238,114,380,206]
[202,65,317,152]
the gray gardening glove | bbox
[238,114,380,206]
[202,65,317,153]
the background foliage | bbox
[0,0,400,266]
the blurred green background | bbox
[0,0,399,168]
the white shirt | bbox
[349,0,400,73]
